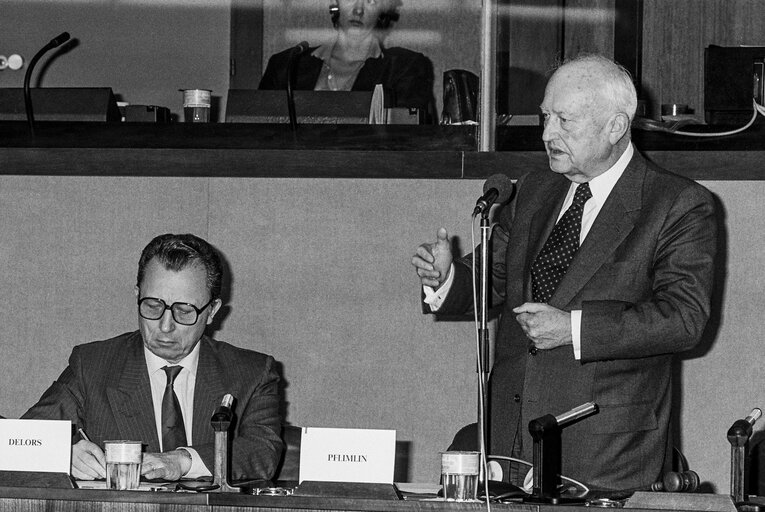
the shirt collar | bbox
[144,339,201,376]
[585,142,633,204]
[312,37,383,63]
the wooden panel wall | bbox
[499,0,617,114]
[230,0,264,90]
[642,0,765,120]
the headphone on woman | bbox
[329,3,400,30]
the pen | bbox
[77,427,91,442]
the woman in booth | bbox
[259,0,435,121]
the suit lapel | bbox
[353,56,384,91]
[549,153,646,308]
[106,333,159,451]
[192,338,227,446]
[297,55,324,90]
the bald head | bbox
[551,54,638,124]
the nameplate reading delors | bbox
[299,427,395,484]
[0,419,71,473]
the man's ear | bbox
[206,299,223,325]
[609,112,630,144]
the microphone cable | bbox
[638,98,762,137]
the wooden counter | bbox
[1,122,763,180]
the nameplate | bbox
[298,427,395,484]
[0,419,71,473]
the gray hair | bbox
[556,54,638,122]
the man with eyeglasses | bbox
[22,233,283,483]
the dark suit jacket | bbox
[22,331,284,481]
[436,150,717,490]
[258,45,435,119]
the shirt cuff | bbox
[423,263,455,311]
[178,447,211,479]
[571,309,582,360]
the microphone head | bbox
[50,32,71,48]
[295,41,310,54]
[483,173,514,205]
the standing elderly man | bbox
[23,233,283,483]
[412,54,717,491]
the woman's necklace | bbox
[325,54,366,91]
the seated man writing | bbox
[23,233,283,482]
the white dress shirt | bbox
[425,143,634,359]
[144,343,211,478]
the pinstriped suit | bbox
[436,151,717,490]
[23,331,283,481]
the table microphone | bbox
[286,41,309,131]
[24,32,71,137]
[210,393,239,492]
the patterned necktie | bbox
[531,182,592,303]
[161,365,187,452]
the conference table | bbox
[0,483,748,512]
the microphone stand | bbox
[477,211,491,486]
[285,42,308,132]
[727,408,762,503]
[211,394,240,493]
[286,55,298,132]
[524,402,598,504]
[24,32,70,137]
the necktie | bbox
[531,182,592,303]
[161,365,187,452]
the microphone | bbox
[728,408,762,502]
[48,32,71,49]
[473,174,514,216]
[209,393,239,493]
[211,393,234,428]
[286,41,310,132]
[24,32,71,137]
[554,401,598,428]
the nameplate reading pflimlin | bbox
[299,427,395,484]
[0,419,71,473]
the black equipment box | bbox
[124,104,171,123]
[0,87,120,122]
[704,45,765,125]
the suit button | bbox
[528,346,537,355]
[513,394,521,403]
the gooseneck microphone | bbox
[729,407,762,502]
[473,174,514,216]
[286,41,309,132]
[24,32,71,137]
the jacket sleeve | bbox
[21,346,86,442]
[581,184,718,361]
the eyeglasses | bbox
[137,297,215,326]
